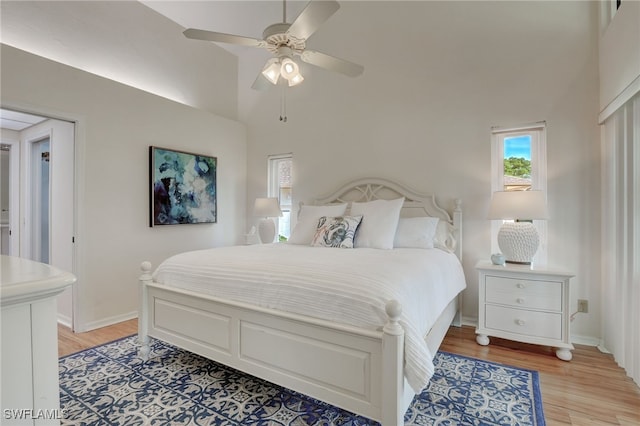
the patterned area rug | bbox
[59,336,545,425]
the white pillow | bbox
[393,217,439,249]
[350,198,404,249]
[287,203,348,245]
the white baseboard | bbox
[73,311,138,333]
[461,316,477,328]
[57,313,73,329]
[570,333,602,348]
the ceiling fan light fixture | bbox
[183,0,364,91]
[280,57,299,79]
[261,59,281,84]
[288,73,304,87]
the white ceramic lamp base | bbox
[257,218,276,244]
[497,221,540,265]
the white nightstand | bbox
[475,261,574,361]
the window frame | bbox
[267,153,293,241]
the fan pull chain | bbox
[280,86,288,123]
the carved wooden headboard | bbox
[306,177,462,260]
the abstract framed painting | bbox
[149,146,217,226]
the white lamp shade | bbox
[488,190,548,220]
[254,197,282,218]
[280,58,299,78]
[261,59,281,84]
[288,73,304,86]
[278,57,303,86]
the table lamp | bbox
[254,197,282,244]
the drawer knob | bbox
[516,283,525,289]
[515,319,526,326]
[516,297,525,304]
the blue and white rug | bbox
[59,336,545,425]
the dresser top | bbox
[1,255,76,306]
[476,260,574,278]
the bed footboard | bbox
[138,262,410,426]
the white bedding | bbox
[152,244,466,392]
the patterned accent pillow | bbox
[288,203,348,245]
[311,216,363,248]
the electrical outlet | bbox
[577,299,589,313]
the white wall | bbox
[244,1,602,342]
[1,44,247,331]
[599,0,640,113]
[0,0,239,121]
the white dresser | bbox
[475,261,574,361]
[1,256,76,425]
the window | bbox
[491,123,547,264]
[492,123,546,193]
[268,154,292,241]
[503,135,532,190]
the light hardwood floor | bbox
[59,320,640,425]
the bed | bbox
[138,177,465,426]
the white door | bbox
[20,118,75,327]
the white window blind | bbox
[601,92,640,386]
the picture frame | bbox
[149,146,217,226]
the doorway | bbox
[0,108,75,328]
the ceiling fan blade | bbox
[287,0,340,41]
[183,28,264,47]
[300,50,364,77]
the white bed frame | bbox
[138,178,463,426]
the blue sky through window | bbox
[504,135,531,160]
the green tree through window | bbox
[504,157,531,178]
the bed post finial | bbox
[141,261,152,277]
[383,300,403,336]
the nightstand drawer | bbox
[485,305,562,340]
[485,275,561,311]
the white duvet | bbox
[152,244,466,392]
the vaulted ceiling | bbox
[1,1,593,123]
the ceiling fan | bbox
[183,0,364,90]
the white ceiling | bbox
[0,108,47,131]
[1,1,592,123]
